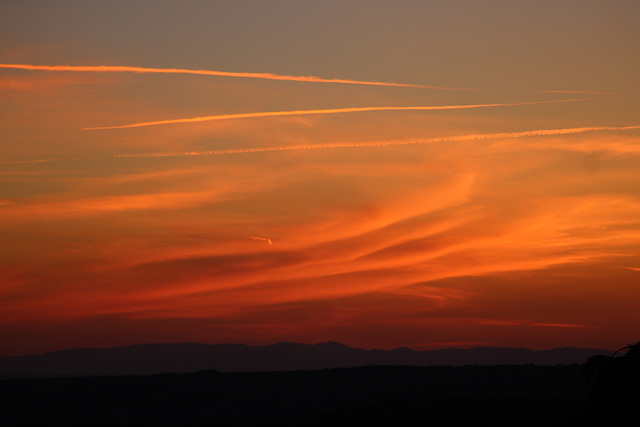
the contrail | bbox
[0,63,471,90]
[4,125,638,166]
[111,125,640,159]
[82,99,588,130]
[249,236,273,245]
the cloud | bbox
[0,63,472,90]
[0,191,215,220]
[82,98,589,130]
[0,73,111,93]
[474,319,588,328]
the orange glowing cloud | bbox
[0,73,112,93]
[57,181,639,319]
[0,191,214,221]
[81,99,590,130]
[0,63,470,90]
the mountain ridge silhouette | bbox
[0,341,609,377]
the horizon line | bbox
[0,340,614,358]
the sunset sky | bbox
[2,1,640,356]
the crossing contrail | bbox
[82,98,588,130]
[0,63,472,90]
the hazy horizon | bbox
[0,335,617,359]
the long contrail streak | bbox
[0,63,470,90]
[111,125,640,159]
[3,125,637,166]
[83,99,588,130]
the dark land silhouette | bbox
[1,365,588,426]
[1,341,636,426]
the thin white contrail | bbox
[3,125,638,166]
[0,63,472,90]
[82,98,589,130]
[112,125,640,159]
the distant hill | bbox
[0,341,610,377]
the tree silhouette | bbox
[583,341,640,423]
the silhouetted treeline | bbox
[0,364,589,426]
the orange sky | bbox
[1,1,640,356]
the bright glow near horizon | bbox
[1,0,640,356]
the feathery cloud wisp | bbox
[83,99,589,130]
[0,63,470,90]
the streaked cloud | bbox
[0,191,214,220]
[474,319,588,328]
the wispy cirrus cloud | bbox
[0,63,471,90]
[81,99,589,130]
[0,191,215,220]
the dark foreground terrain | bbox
[0,364,603,426]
